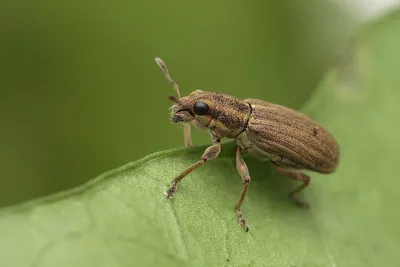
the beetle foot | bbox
[165,181,179,200]
[295,200,310,209]
[290,195,310,209]
[236,209,249,232]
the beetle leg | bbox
[235,147,250,231]
[272,163,310,208]
[183,123,192,147]
[166,140,221,199]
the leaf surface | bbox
[1,11,400,267]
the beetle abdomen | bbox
[244,99,339,173]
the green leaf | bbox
[1,11,400,267]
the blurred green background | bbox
[0,1,356,207]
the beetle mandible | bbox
[155,57,339,231]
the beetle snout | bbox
[171,110,192,123]
[172,114,184,123]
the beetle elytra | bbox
[155,57,339,231]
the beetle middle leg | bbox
[235,147,250,231]
[166,140,221,199]
[272,163,310,208]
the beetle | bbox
[155,57,339,231]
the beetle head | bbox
[168,90,213,127]
[155,57,250,138]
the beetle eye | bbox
[193,101,209,115]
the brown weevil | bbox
[155,57,339,231]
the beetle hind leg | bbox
[272,163,310,208]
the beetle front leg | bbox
[272,163,310,208]
[166,140,221,199]
[235,147,250,231]
[183,123,192,147]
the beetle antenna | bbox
[155,57,181,98]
